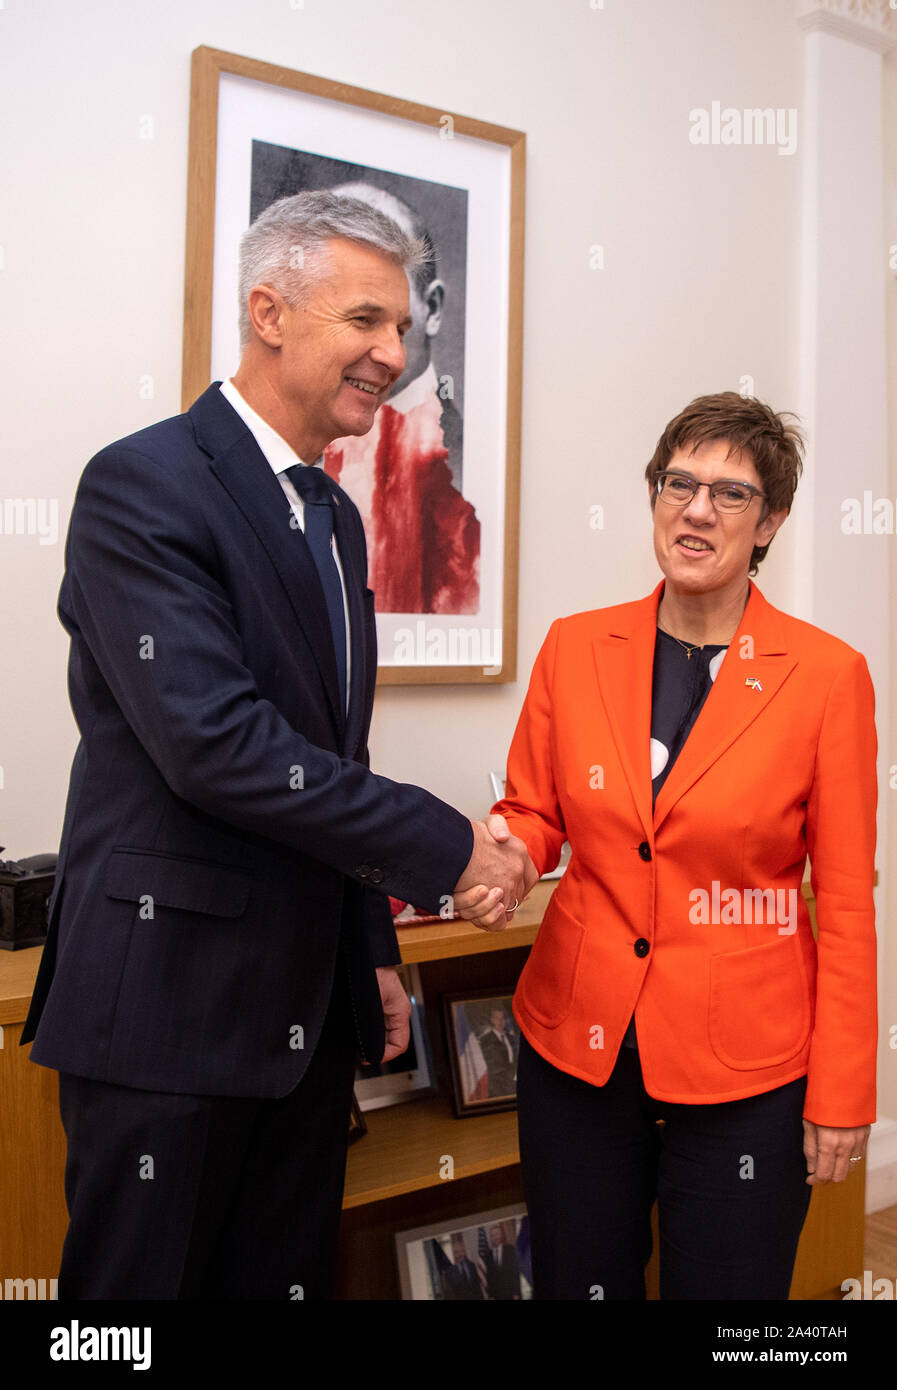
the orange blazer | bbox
[494,581,877,1127]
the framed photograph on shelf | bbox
[396,1203,531,1300]
[442,987,519,1117]
[353,963,436,1111]
[183,45,525,684]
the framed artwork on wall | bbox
[183,46,525,684]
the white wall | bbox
[1,1,893,1111]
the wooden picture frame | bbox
[182,46,524,684]
[395,1203,531,1300]
[442,987,519,1118]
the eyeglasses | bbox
[654,471,765,514]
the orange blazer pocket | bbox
[517,896,585,1029]
[708,934,812,1071]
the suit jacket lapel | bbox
[652,582,796,831]
[192,385,345,740]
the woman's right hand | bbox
[453,882,508,929]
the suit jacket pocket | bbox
[708,934,811,1070]
[104,848,251,918]
[518,895,585,1028]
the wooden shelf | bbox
[395,877,554,962]
[344,1093,519,1209]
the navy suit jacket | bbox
[22,383,473,1096]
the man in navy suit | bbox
[22,191,529,1299]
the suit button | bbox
[638,841,652,861]
[634,938,650,957]
[356,864,371,879]
[369,868,384,885]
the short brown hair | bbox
[644,392,804,574]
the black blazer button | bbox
[638,841,652,861]
[369,868,384,885]
[634,938,650,957]
[356,864,371,879]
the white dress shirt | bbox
[219,378,351,713]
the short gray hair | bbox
[237,190,427,347]
[329,182,438,300]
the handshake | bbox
[451,813,540,931]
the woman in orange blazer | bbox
[457,392,877,1300]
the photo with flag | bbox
[444,990,518,1116]
[454,1005,489,1103]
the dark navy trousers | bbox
[55,968,357,1300]
[516,1033,812,1300]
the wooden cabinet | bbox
[0,879,866,1300]
[0,952,70,1286]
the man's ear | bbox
[246,284,288,347]
[423,280,445,338]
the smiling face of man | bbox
[651,439,786,603]
[281,238,412,455]
[242,236,413,461]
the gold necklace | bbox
[657,623,701,659]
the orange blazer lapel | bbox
[590,582,663,844]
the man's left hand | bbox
[376,967,412,1063]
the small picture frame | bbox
[354,963,436,1111]
[442,988,519,1117]
[396,1203,532,1300]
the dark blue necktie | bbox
[285,464,347,715]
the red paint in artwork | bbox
[324,390,480,614]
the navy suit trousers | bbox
[56,968,357,1300]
